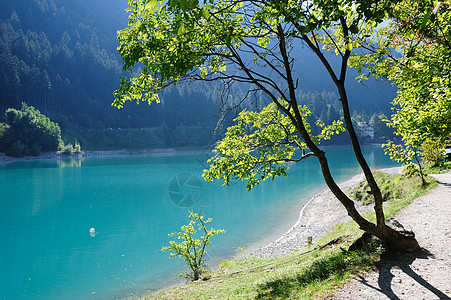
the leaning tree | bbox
[114,0,419,251]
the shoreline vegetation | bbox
[144,169,440,299]
[0,148,191,162]
[0,143,386,163]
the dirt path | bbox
[332,173,451,300]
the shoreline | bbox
[149,166,402,296]
[248,166,401,258]
[0,148,208,162]
[0,143,382,163]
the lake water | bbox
[0,145,397,299]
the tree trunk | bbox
[293,29,420,252]
[280,21,419,251]
[336,77,419,251]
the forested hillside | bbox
[0,0,397,150]
[0,0,129,128]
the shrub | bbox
[0,123,12,153]
[421,138,449,167]
[7,140,29,157]
[62,144,74,155]
[162,211,225,281]
[348,172,403,204]
[73,139,82,153]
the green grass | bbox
[348,171,406,205]
[425,160,451,174]
[143,173,437,300]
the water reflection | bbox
[57,158,83,168]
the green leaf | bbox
[178,23,187,35]
[202,7,210,18]
[146,0,158,10]
[419,7,432,31]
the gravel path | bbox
[331,172,451,300]
[250,170,450,299]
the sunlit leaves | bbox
[114,0,254,108]
[203,103,320,190]
[352,0,451,180]
[161,211,224,280]
[421,137,449,166]
[114,0,398,189]
[298,0,397,57]
[383,141,426,180]
[317,120,346,141]
[145,0,158,10]
[115,0,399,108]
[113,75,161,108]
[177,23,187,34]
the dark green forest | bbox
[0,0,397,152]
[0,103,62,156]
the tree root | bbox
[349,219,420,253]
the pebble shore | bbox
[249,167,401,259]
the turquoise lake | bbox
[0,145,398,299]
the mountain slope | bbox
[0,1,397,149]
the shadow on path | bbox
[355,249,450,300]
[436,179,451,188]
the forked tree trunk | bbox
[292,29,420,252]
[292,117,420,251]
[336,73,420,252]
[316,150,420,251]
[277,20,418,251]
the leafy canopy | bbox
[114,0,396,108]
[114,0,395,189]
[203,102,345,190]
[351,0,451,143]
[350,0,451,178]
[114,1,429,247]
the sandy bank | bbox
[249,167,402,258]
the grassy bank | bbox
[144,173,437,300]
[425,161,451,174]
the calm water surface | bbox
[0,145,397,299]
